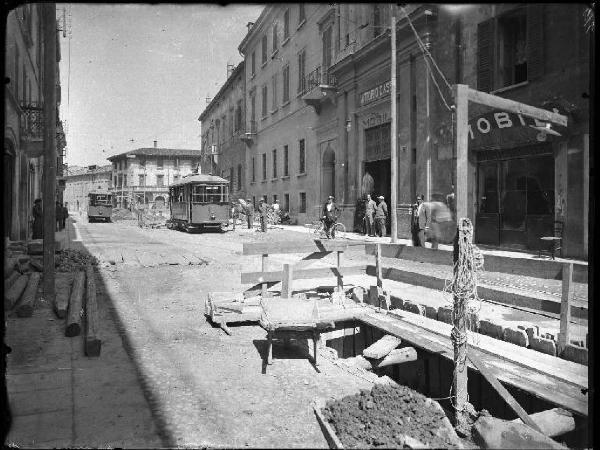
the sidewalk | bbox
[4,218,164,448]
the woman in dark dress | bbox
[32,198,43,239]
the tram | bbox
[168,174,230,232]
[87,190,113,223]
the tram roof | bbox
[169,174,229,187]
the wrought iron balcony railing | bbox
[20,102,44,141]
[302,66,338,95]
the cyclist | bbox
[321,195,340,239]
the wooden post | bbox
[558,263,573,355]
[453,85,469,222]
[84,264,101,356]
[452,220,469,433]
[281,263,293,299]
[42,3,58,305]
[375,243,383,288]
[390,6,398,242]
[336,251,343,291]
[65,271,85,337]
[261,254,268,297]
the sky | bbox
[58,3,264,168]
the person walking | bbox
[321,195,340,239]
[364,194,376,236]
[416,194,432,248]
[32,199,43,239]
[258,198,268,232]
[245,198,254,229]
[374,195,388,237]
[62,202,69,230]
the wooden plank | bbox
[558,263,573,355]
[84,265,101,356]
[468,352,543,433]
[16,272,41,317]
[281,264,293,298]
[361,313,587,417]
[243,240,358,255]
[466,86,568,127]
[241,265,368,284]
[54,274,72,319]
[364,243,587,283]
[363,334,402,359]
[66,272,85,337]
[510,408,575,437]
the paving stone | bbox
[479,319,504,340]
[503,327,529,347]
[561,344,588,366]
[530,335,557,356]
[437,306,452,324]
[403,300,425,316]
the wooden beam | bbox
[261,254,268,297]
[241,265,368,284]
[375,243,383,288]
[558,263,573,355]
[378,347,417,368]
[466,87,568,127]
[4,275,29,310]
[281,264,293,299]
[468,352,543,434]
[336,251,343,291]
[454,84,470,222]
[511,408,575,438]
[363,334,402,359]
[243,240,358,255]
[84,265,101,357]
[65,272,85,337]
[16,272,41,318]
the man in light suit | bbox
[416,194,436,248]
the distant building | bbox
[106,142,202,210]
[63,164,112,213]
[199,61,247,202]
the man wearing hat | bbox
[258,198,268,232]
[374,195,388,237]
[416,194,432,247]
[321,195,340,238]
[245,198,254,229]
[364,193,376,237]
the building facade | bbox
[199,62,247,201]
[63,164,112,214]
[106,143,202,211]
[4,4,66,241]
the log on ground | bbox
[65,272,85,337]
[16,272,41,317]
[4,274,30,310]
[54,273,73,319]
[4,258,19,278]
[5,271,20,291]
[84,266,101,357]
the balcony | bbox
[240,120,257,146]
[20,102,44,158]
[301,66,338,114]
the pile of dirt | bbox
[111,208,137,221]
[55,249,98,272]
[322,383,460,448]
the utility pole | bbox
[42,3,57,303]
[390,4,398,242]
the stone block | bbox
[403,301,425,316]
[503,327,529,347]
[561,344,588,366]
[389,295,404,310]
[437,306,453,324]
[424,305,438,320]
[479,319,504,340]
[530,335,557,356]
[518,324,539,343]
[473,416,566,449]
[350,287,365,304]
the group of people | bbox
[231,198,275,232]
[362,194,388,237]
[30,199,69,239]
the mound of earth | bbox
[321,383,460,448]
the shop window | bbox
[477,5,544,92]
[299,192,306,213]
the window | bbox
[284,193,290,211]
[252,157,256,182]
[299,4,305,24]
[273,194,278,204]
[139,175,146,186]
[157,158,163,169]
[299,192,306,213]
[272,74,278,110]
[157,175,164,187]
[139,158,145,168]
[123,174,127,186]
[297,50,306,94]
[282,64,290,103]
[322,26,332,70]
[272,24,278,53]
[283,9,290,40]
[283,145,289,176]
[174,158,179,169]
[229,167,234,191]
[272,149,278,178]
[262,35,268,65]
[191,184,229,204]
[261,85,268,117]
[236,101,243,130]
[250,93,256,122]
[299,139,306,174]
[373,5,382,38]
[251,51,256,76]
[114,176,117,186]
[477,7,542,92]
[173,175,179,182]
[262,153,267,180]
[237,164,242,191]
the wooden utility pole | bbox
[390,5,398,242]
[42,3,57,303]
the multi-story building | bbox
[106,142,202,211]
[199,62,247,200]
[229,3,590,258]
[4,4,66,241]
[63,164,112,213]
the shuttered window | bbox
[477,19,494,92]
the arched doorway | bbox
[321,144,335,201]
[154,195,165,209]
[4,140,16,238]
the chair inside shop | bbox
[539,220,563,259]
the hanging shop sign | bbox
[468,111,568,151]
[359,80,391,107]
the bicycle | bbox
[308,217,346,240]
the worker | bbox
[258,198,268,232]
[245,198,254,229]
[374,195,388,237]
